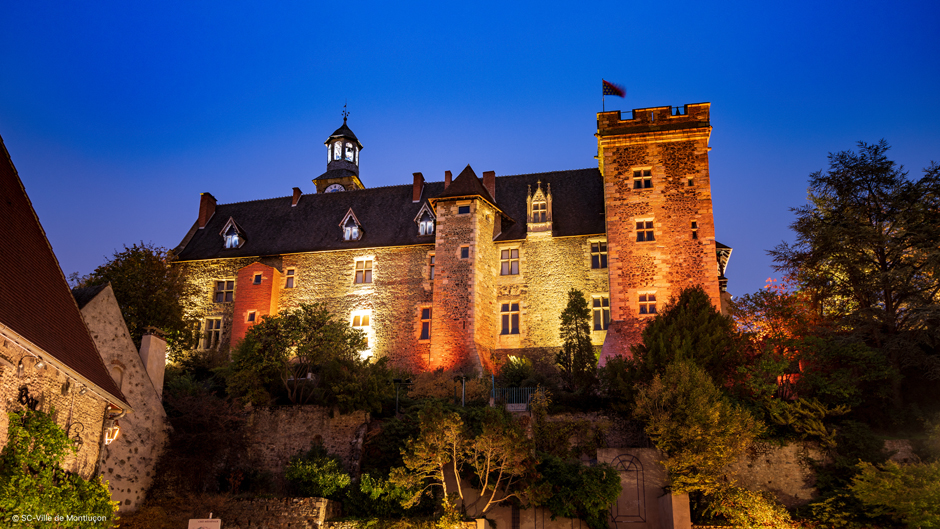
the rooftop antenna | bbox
[343,100,349,123]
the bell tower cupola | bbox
[314,107,366,193]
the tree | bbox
[850,460,940,528]
[770,141,940,385]
[633,361,762,495]
[465,408,539,514]
[535,456,621,529]
[0,409,118,527]
[630,285,742,389]
[227,303,391,410]
[556,289,597,391]
[71,242,196,356]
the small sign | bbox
[188,519,221,529]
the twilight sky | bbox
[1,1,937,298]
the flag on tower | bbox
[602,80,625,98]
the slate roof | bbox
[73,283,109,310]
[175,167,606,261]
[432,165,498,207]
[326,120,363,149]
[0,135,128,408]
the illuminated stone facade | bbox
[173,103,729,373]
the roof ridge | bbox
[496,167,598,179]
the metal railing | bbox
[491,386,543,411]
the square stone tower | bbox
[597,103,721,359]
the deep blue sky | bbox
[1,1,937,297]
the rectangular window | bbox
[593,297,610,330]
[285,269,295,288]
[633,169,652,189]
[636,221,655,242]
[253,273,262,285]
[591,242,608,269]
[247,311,256,323]
[355,260,373,284]
[352,312,371,347]
[500,249,519,275]
[428,255,435,280]
[203,318,222,349]
[214,280,234,303]
[420,308,431,340]
[639,293,657,315]
[460,246,470,259]
[500,302,520,335]
[691,221,699,240]
[688,177,694,187]
[458,205,471,215]
[532,202,547,222]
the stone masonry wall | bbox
[0,333,109,480]
[245,405,369,489]
[79,284,168,512]
[597,104,720,360]
[222,497,341,529]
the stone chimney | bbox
[198,192,217,229]
[483,171,496,200]
[413,172,425,203]
[444,170,452,189]
[292,187,302,207]
[139,332,167,400]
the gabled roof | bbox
[0,135,128,408]
[432,165,497,206]
[175,168,606,261]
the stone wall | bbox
[245,405,370,489]
[219,497,340,529]
[726,442,826,508]
[78,284,169,512]
[597,104,720,362]
[0,332,108,479]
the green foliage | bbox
[344,473,420,518]
[530,390,606,459]
[556,289,597,392]
[70,242,197,356]
[534,456,621,529]
[630,285,743,391]
[704,486,797,529]
[228,302,392,411]
[793,336,898,410]
[0,409,117,527]
[598,354,634,415]
[633,361,762,494]
[285,443,351,499]
[500,355,536,387]
[850,460,940,528]
[465,408,539,513]
[760,397,848,448]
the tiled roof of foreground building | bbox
[175,166,607,261]
[0,135,128,407]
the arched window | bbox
[224,226,240,248]
[344,218,360,241]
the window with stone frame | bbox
[253,272,262,285]
[214,280,234,303]
[591,241,608,269]
[500,249,519,275]
[354,259,373,284]
[285,268,296,288]
[352,312,371,347]
[636,220,655,242]
[460,246,470,259]
[500,302,520,335]
[419,307,432,340]
[344,217,361,241]
[223,226,241,248]
[203,317,222,349]
[691,221,699,240]
[633,169,653,189]
[532,200,547,222]
[639,293,657,315]
[592,296,610,331]
[247,311,257,323]
[428,254,435,280]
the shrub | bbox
[0,409,117,527]
[535,455,621,529]
[850,460,940,528]
[408,369,489,404]
[500,355,536,387]
[285,443,351,499]
[705,486,798,529]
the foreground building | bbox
[173,104,731,373]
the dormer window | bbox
[220,217,244,249]
[533,200,547,222]
[224,228,240,249]
[340,208,363,241]
[414,203,437,237]
[526,180,553,234]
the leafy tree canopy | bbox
[227,302,392,411]
[534,455,621,529]
[0,409,117,527]
[633,361,762,495]
[770,140,940,381]
[71,242,195,356]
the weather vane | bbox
[342,100,349,123]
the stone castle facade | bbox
[173,103,731,373]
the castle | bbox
[173,103,731,373]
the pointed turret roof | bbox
[325,118,363,150]
[431,165,497,206]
